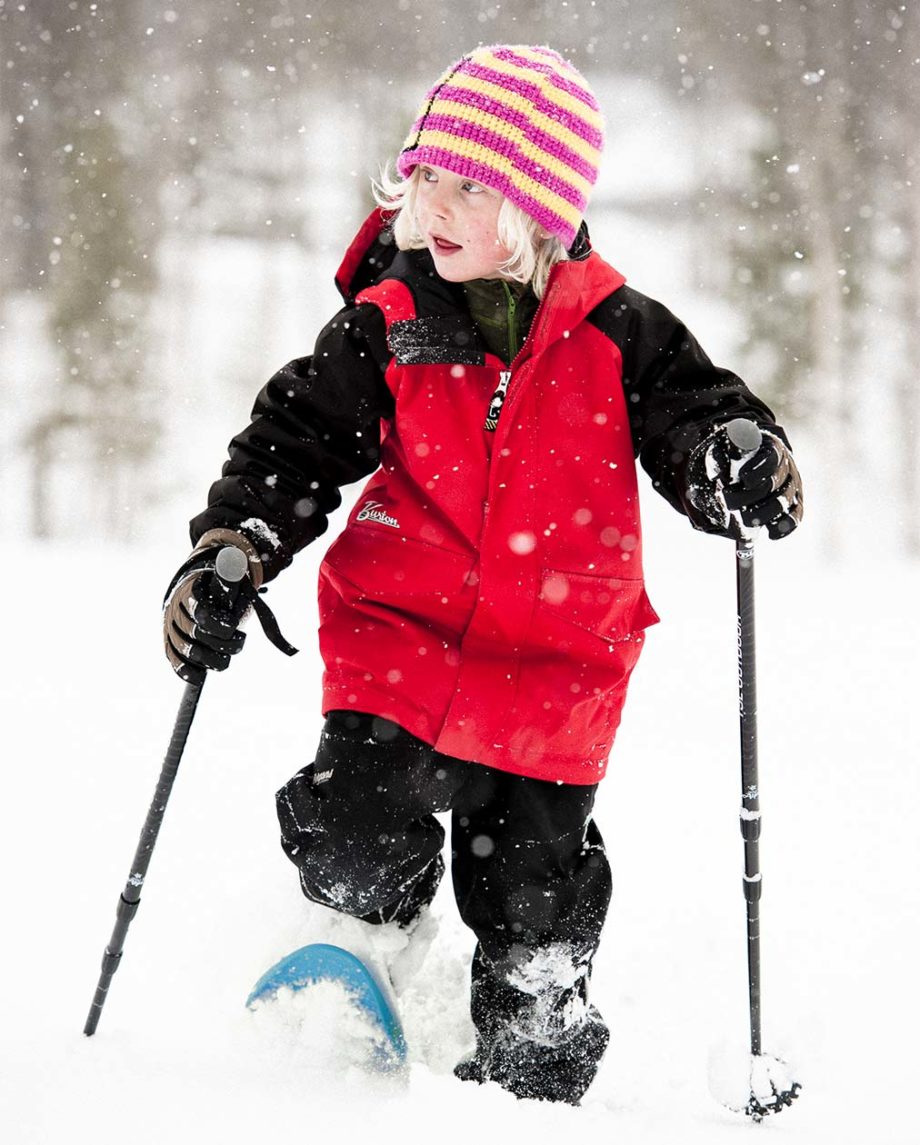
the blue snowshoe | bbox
[246,943,408,1072]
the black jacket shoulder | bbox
[190,300,394,580]
[588,284,783,517]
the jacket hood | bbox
[336,209,626,356]
[335,208,400,303]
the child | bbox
[163,45,803,1104]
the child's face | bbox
[414,165,512,283]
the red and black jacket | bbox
[191,211,779,782]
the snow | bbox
[706,1042,798,1116]
[248,978,401,1075]
[505,942,591,1042]
[239,517,283,551]
[1,489,916,1143]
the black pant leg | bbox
[451,768,612,1103]
[276,711,467,925]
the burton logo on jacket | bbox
[356,501,401,529]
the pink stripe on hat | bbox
[408,144,577,244]
[495,46,601,111]
[459,58,604,149]
[435,84,600,183]
[414,114,589,209]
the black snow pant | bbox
[275,711,613,1104]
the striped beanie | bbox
[397,45,604,249]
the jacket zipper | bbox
[483,282,557,433]
[504,280,520,363]
[480,282,560,550]
[483,281,521,432]
[484,369,511,431]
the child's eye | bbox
[461,181,484,194]
[421,167,438,183]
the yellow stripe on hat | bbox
[413,129,584,226]
[477,49,604,132]
[445,71,602,167]
[431,97,595,200]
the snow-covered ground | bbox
[2,474,915,1144]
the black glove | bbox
[163,530,262,685]
[684,426,804,540]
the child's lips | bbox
[432,234,462,253]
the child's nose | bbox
[430,185,452,218]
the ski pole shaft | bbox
[736,535,761,1056]
[83,545,250,1036]
[83,680,203,1036]
[725,417,764,1058]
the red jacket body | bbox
[318,217,659,784]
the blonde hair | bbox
[372,165,568,300]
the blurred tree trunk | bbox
[6,1,160,539]
[808,158,849,556]
[902,177,920,555]
[689,0,916,557]
[895,13,920,557]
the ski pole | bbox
[723,418,801,1118]
[728,419,763,1057]
[83,544,250,1037]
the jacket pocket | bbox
[319,525,479,648]
[508,569,659,759]
[322,525,476,600]
[537,568,660,647]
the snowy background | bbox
[1,2,918,1142]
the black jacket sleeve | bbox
[190,302,394,581]
[591,285,787,520]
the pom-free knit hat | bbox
[397,44,603,249]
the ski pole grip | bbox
[214,544,250,585]
[725,418,763,460]
[213,544,251,609]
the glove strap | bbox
[245,582,299,658]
